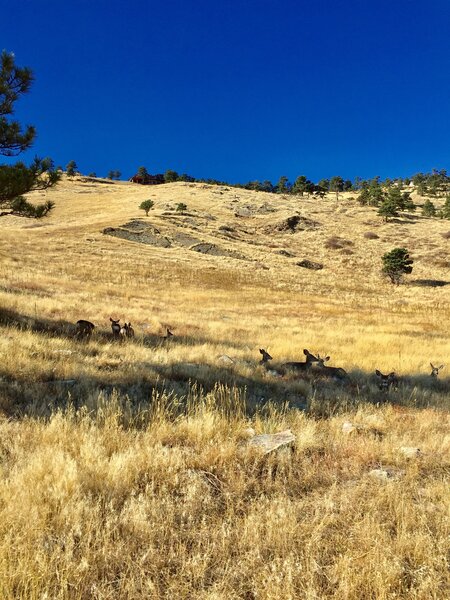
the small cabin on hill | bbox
[129,173,165,185]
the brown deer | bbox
[76,319,95,339]
[281,349,321,373]
[120,322,135,338]
[110,317,121,339]
[315,354,348,380]
[430,363,444,378]
[375,370,398,391]
[162,327,174,340]
[259,348,273,365]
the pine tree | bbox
[66,160,78,177]
[377,196,398,221]
[381,247,413,284]
[329,176,344,200]
[442,195,450,219]
[422,199,436,217]
[0,51,59,216]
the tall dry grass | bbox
[0,177,448,598]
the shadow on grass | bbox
[0,309,449,420]
[410,279,449,287]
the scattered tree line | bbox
[139,167,450,204]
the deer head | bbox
[430,363,444,378]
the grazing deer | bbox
[375,370,398,391]
[315,354,348,380]
[110,317,121,339]
[430,363,444,378]
[76,319,95,339]
[259,348,273,365]
[281,349,321,373]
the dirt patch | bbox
[262,215,319,234]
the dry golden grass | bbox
[0,176,449,598]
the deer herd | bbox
[75,320,444,388]
[76,318,173,342]
[259,348,445,388]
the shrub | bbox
[139,199,154,216]
[176,202,187,213]
[325,236,354,250]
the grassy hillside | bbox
[0,177,448,598]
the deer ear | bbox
[389,372,395,377]
[439,364,444,370]
[259,349,264,354]
[430,363,434,369]
[375,370,381,376]
[303,349,308,355]
[325,356,330,362]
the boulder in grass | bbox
[369,467,405,481]
[248,430,295,454]
[399,446,422,459]
[296,259,323,270]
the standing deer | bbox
[375,370,398,391]
[315,354,348,380]
[281,349,321,373]
[76,319,95,339]
[110,318,121,339]
[120,322,135,338]
[430,363,444,378]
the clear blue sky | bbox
[2,0,450,183]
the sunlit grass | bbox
[0,177,448,598]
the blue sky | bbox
[2,0,450,183]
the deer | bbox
[259,348,273,365]
[76,319,95,339]
[162,327,174,340]
[281,349,321,373]
[110,317,121,339]
[314,354,348,380]
[125,322,135,338]
[430,363,444,378]
[375,370,398,391]
[119,322,135,338]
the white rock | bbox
[342,421,356,434]
[369,467,405,481]
[217,354,235,365]
[399,446,422,458]
[248,430,296,454]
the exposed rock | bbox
[296,259,323,270]
[369,467,405,481]
[189,243,246,260]
[262,215,319,234]
[276,249,294,257]
[342,421,356,434]
[234,207,253,217]
[247,430,296,454]
[103,225,171,247]
[399,446,422,458]
[217,354,235,365]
